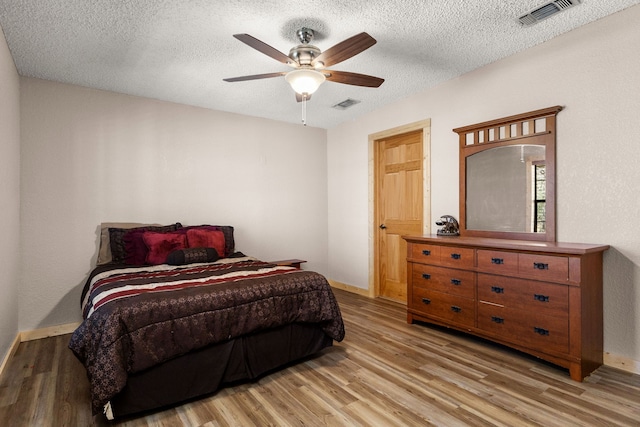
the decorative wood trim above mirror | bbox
[454,106,563,242]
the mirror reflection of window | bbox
[533,162,546,232]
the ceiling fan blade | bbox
[223,72,287,82]
[295,93,312,103]
[324,70,384,87]
[312,32,376,68]
[233,34,297,66]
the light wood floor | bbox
[1,289,639,426]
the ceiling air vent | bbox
[332,98,361,110]
[518,0,582,26]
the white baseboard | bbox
[20,322,81,342]
[604,352,640,375]
[0,333,21,379]
[328,279,371,297]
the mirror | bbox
[453,106,562,242]
[466,145,545,233]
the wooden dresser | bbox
[404,235,609,381]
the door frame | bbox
[369,119,432,298]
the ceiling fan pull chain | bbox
[302,94,307,126]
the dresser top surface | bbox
[403,235,609,255]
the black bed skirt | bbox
[108,323,334,419]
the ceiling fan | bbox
[223,28,384,102]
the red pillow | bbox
[186,228,225,257]
[142,231,188,265]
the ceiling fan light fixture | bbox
[285,69,326,95]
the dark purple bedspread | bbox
[68,256,345,414]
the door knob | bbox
[379,224,387,229]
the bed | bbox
[68,223,345,419]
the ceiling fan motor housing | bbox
[289,44,321,66]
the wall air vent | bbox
[332,98,361,110]
[518,0,582,26]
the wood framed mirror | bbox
[453,106,563,242]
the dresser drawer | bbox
[411,287,475,328]
[477,303,569,354]
[518,253,568,282]
[412,264,476,298]
[477,274,568,318]
[410,243,441,263]
[438,246,475,269]
[477,250,518,275]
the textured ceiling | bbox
[1,0,638,128]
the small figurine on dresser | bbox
[436,215,459,236]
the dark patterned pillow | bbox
[109,223,182,264]
[167,247,219,265]
[123,229,156,265]
[215,226,235,257]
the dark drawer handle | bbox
[491,286,504,294]
[533,262,549,270]
[534,327,549,336]
[422,298,431,305]
[450,253,461,260]
[534,294,550,302]
[451,306,462,313]
[422,250,431,256]
[450,279,461,286]
[491,258,504,265]
[422,273,431,280]
[491,316,504,324]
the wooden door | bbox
[375,130,424,302]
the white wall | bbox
[0,26,21,362]
[19,78,327,330]
[328,6,640,363]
